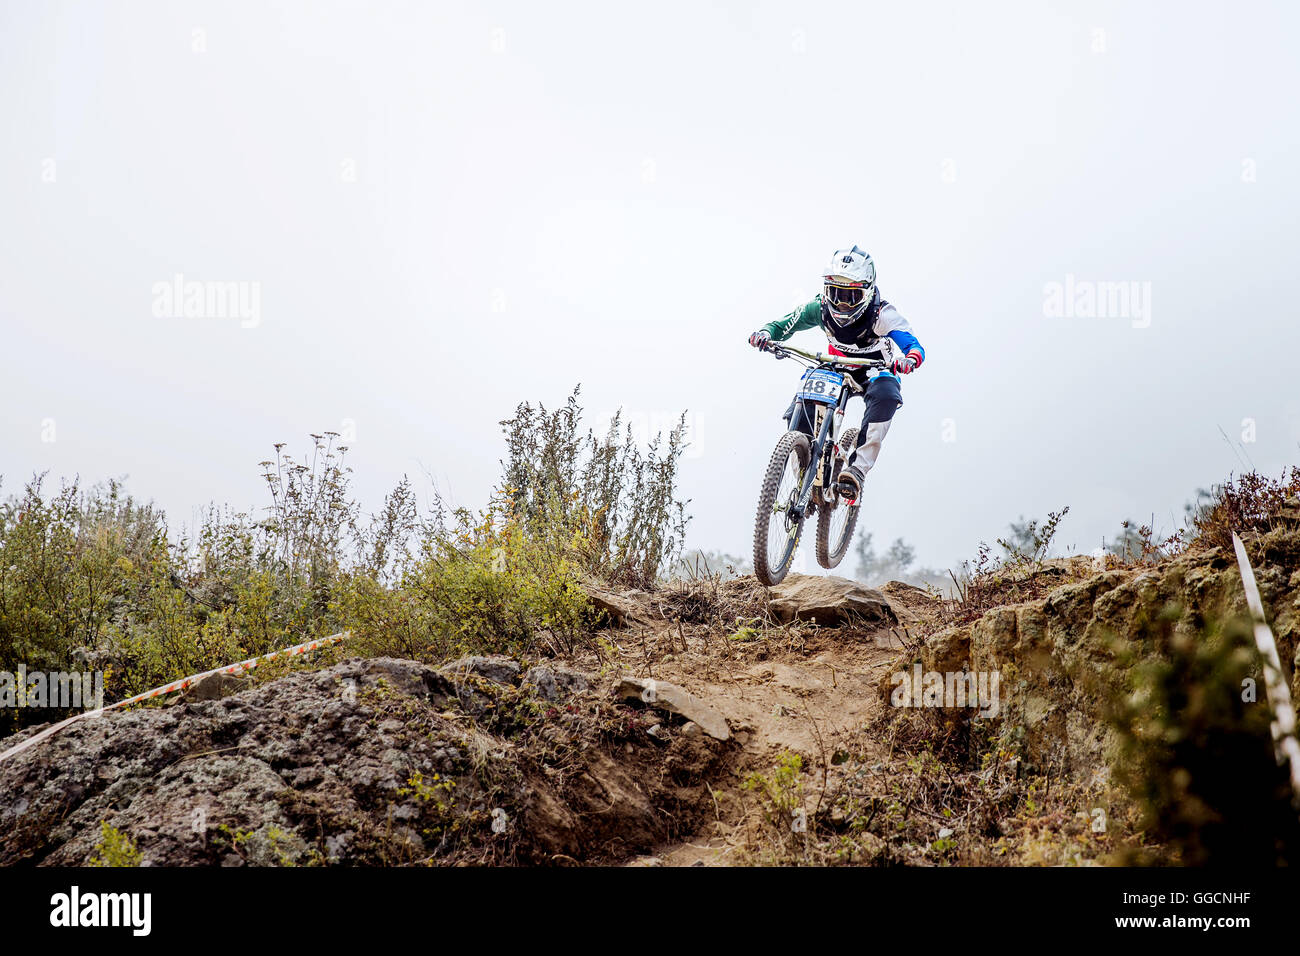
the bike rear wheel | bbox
[816,494,860,568]
[753,431,811,586]
[816,427,859,568]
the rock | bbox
[923,625,972,674]
[972,607,1019,659]
[881,580,932,597]
[582,583,652,628]
[437,655,520,686]
[324,832,352,861]
[616,677,730,741]
[523,664,590,701]
[186,672,250,701]
[1277,497,1300,529]
[767,574,897,627]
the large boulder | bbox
[767,574,897,627]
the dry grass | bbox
[1189,467,1300,551]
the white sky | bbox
[3,0,1299,573]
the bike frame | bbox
[765,343,889,522]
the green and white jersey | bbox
[761,292,926,364]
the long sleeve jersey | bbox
[761,291,925,366]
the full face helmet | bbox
[822,246,876,330]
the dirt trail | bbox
[599,578,935,866]
[643,644,897,865]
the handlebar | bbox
[764,342,889,372]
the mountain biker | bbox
[748,246,925,502]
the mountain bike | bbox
[751,342,889,586]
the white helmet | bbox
[822,246,876,328]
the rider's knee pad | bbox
[862,374,903,424]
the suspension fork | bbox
[791,399,837,521]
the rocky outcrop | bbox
[0,656,734,867]
[915,528,1300,779]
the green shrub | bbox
[0,391,690,725]
[499,388,689,589]
[337,495,594,661]
[88,821,141,867]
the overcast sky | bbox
[3,0,1299,574]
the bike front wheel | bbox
[753,430,811,587]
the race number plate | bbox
[797,368,844,404]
